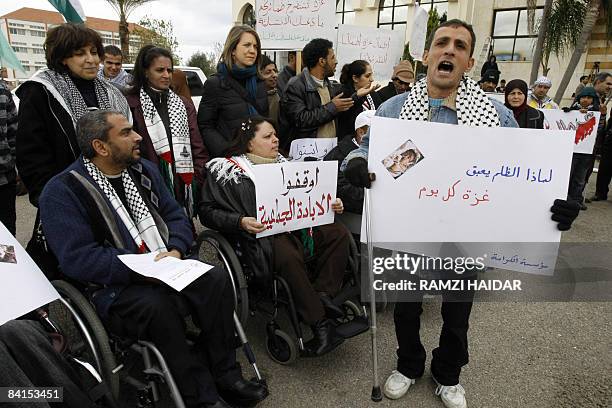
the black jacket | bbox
[199,159,274,284]
[514,106,545,129]
[376,81,399,104]
[324,136,363,213]
[280,68,341,149]
[198,73,268,158]
[277,65,296,97]
[336,83,382,140]
[16,81,80,206]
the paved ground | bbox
[14,179,611,408]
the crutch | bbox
[234,312,266,386]
[365,187,382,402]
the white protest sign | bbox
[288,137,337,161]
[256,0,336,50]
[409,5,429,61]
[363,117,575,275]
[541,109,600,154]
[336,25,405,83]
[0,223,59,326]
[486,92,505,103]
[254,161,338,238]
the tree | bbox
[186,51,217,77]
[554,0,612,102]
[537,0,586,76]
[529,0,553,84]
[131,16,180,64]
[105,0,155,61]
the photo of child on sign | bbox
[381,139,425,179]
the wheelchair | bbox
[194,224,370,365]
[47,277,263,408]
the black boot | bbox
[318,292,344,319]
[303,319,344,357]
[217,377,268,407]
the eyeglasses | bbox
[393,78,411,86]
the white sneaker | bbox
[434,382,467,408]
[383,370,415,400]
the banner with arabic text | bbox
[336,24,405,83]
[254,161,337,238]
[541,109,600,154]
[256,0,336,50]
[288,137,337,161]
[364,117,574,274]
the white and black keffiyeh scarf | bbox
[362,94,376,111]
[83,157,167,254]
[139,87,194,182]
[32,69,130,126]
[399,76,500,127]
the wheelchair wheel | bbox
[336,300,363,324]
[266,329,297,365]
[195,230,249,325]
[50,280,120,399]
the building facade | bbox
[232,0,611,104]
[0,7,143,85]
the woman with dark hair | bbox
[200,117,351,357]
[480,54,499,77]
[15,23,131,277]
[336,60,381,139]
[198,26,268,157]
[126,45,208,218]
[504,79,544,129]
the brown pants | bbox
[273,222,351,325]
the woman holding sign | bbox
[198,26,269,158]
[337,60,382,139]
[200,117,351,357]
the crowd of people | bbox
[0,15,605,408]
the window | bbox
[378,0,408,32]
[336,0,355,26]
[242,3,255,28]
[491,7,543,61]
[9,23,24,27]
[9,28,26,35]
[30,30,46,37]
[419,0,448,19]
[32,48,45,54]
[12,46,28,53]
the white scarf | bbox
[83,157,167,253]
[139,87,194,184]
[399,76,500,127]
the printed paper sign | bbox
[409,5,429,61]
[288,137,337,161]
[336,25,405,83]
[541,109,600,154]
[254,161,338,237]
[256,0,336,49]
[0,223,59,326]
[363,117,575,274]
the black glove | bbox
[344,157,372,188]
[550,199,580,231]
[562,107,571,113]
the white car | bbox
[11,65,207,112]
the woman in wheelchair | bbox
[200,117,352,357]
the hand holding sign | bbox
[241,217,267,234]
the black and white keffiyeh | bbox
[362,93,376,111]
[83,157,167,253]
[399,76,500,127]
[32,69,130,126]
[139,87,194,182]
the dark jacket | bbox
[281,68,341,148]
[39,158,193,318]
[336,83,382,141]
[199,158,274,284]
[324,136,363,213]
[126,91,209,185]
[514,106,545,129]
[376,81,399,104]
[480,61,499,77]
[0,81,18,186]
[15,81,81,206]
[197,73,268,158]
[277,65,296,97]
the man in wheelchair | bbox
[200,117,352,357]
[39,110,268,408]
